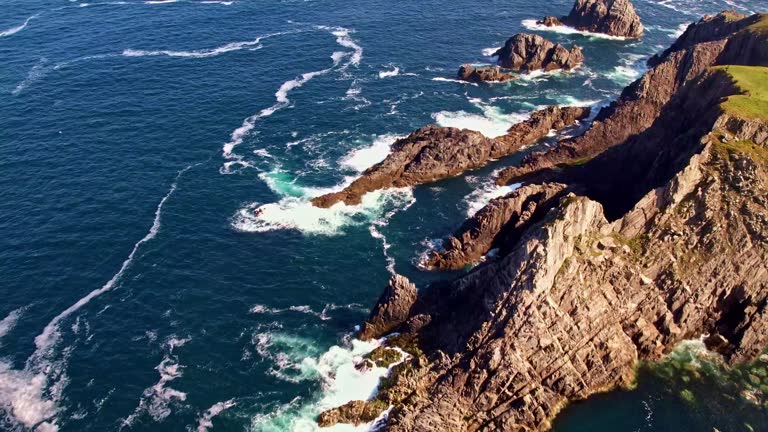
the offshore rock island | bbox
[539,0,644,38]
[317,9,768,432]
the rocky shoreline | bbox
[315,5,768,432]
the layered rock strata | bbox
[497,11,768,186]
[311,106,590,208]
[317,26,768,432]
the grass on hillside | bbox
[713,65,768,122]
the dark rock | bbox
[317,400,387,427]
[497,12,768,186]
[457,64,516,83]
[423,182,570,270]
[358,275,417,341]
[538,16,564,27]
[312,106,590,208]
[557,0,644,38]
[494,33,583,72]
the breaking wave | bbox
[433,97,531,138]
[521,18,629,40]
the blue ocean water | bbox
[1,0,766,431]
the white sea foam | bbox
[0,164,198,432]
[232,169,415,236]
[0,14,38,38]
[339,134,404,173]
[482,46,500,56]
[521,18,629,40]
[250,336,403,431]
[221,61,338,170]
[196,399,236,432]
[463,179,522,217]
[431,77,478,86]
[249,304,331,321]
[378,66,400,78]
[221,26,360,172]
[604,53,646,86]
[122,338,189,427]
[0,307,25,342]
[433,98,530,138]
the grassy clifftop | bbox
[713,65,768,121]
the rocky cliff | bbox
[317,19,768,431]
[311,106,590,208]
[494,33,583,72]
[540,0,644,38]
[497,11,768,186]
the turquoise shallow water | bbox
[1,0,767,431]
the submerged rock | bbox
[540,0,644,38]
[457,64,516,83]
[494,33,583,72]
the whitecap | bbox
[121,31,295,59]
[378,66,400,78]
[339,134,405,173]
[463,179,522,217]
[482,47,500,57]
[433,98,531,138]
[431,77,478,86]
[521,18,629,40]
[0,14,38,38]
[603,53,646,86]
[250,337,404,431]
[232,171,414,236]
[196,399,236,432]
[121,336,190,427]
[0,307,25,342]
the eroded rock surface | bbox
[497,12,768,186]
[494,33,583,72]
[312,106,590,208]
[358,274,417,341]
[540,0,644,38]
[457,64,516,83]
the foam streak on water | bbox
[0,163,198,432]
[220,26,362,173]
[521,18,629,40]
[0,14,38,38]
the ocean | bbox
[1,0,766,431]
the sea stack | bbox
[494,33,584,71]
[539,0,644,38]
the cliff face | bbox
[318,34,768,431]
[541,0,644,38]
[497,12,768,186]
[311,106,590,208]
[494,34,583,72]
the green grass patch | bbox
[713,65,768,122]
[714,139,768,166]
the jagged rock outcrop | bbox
[540,0,644,38]
[493,34,584,72]
[497,11,768,186]
[318,39,768,431]
[311,106,590,208]
[422,183,570,270]
[358,274,417,341]
[317,400,387,427]
[457,64,516,83]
